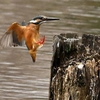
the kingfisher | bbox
[0,15,59,62]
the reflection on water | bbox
[0,0,100,100]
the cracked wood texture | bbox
[49,33,100,100]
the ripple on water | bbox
[0,0,100,100]
[0,62,14,65]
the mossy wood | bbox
[49,33,100,100]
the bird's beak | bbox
[44,17,60,21]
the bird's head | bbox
[29,15,59,25]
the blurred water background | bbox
[0,0,100,100]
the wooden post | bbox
[49,33,100,100]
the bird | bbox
[0,15,59,62]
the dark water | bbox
[0,0,100,100]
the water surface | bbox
[0,0,100,100]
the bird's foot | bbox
[34,35,45,45]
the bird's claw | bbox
[35,35,45,45]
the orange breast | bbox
[23,26,39,50]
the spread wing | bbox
[0,22,25,47]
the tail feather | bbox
[29,50,36,62]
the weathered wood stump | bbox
[49,33,100,100]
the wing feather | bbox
[0,22,25,47]
[0,32,13,47]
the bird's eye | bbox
[42,17,46,21]
[41,17,44,19]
